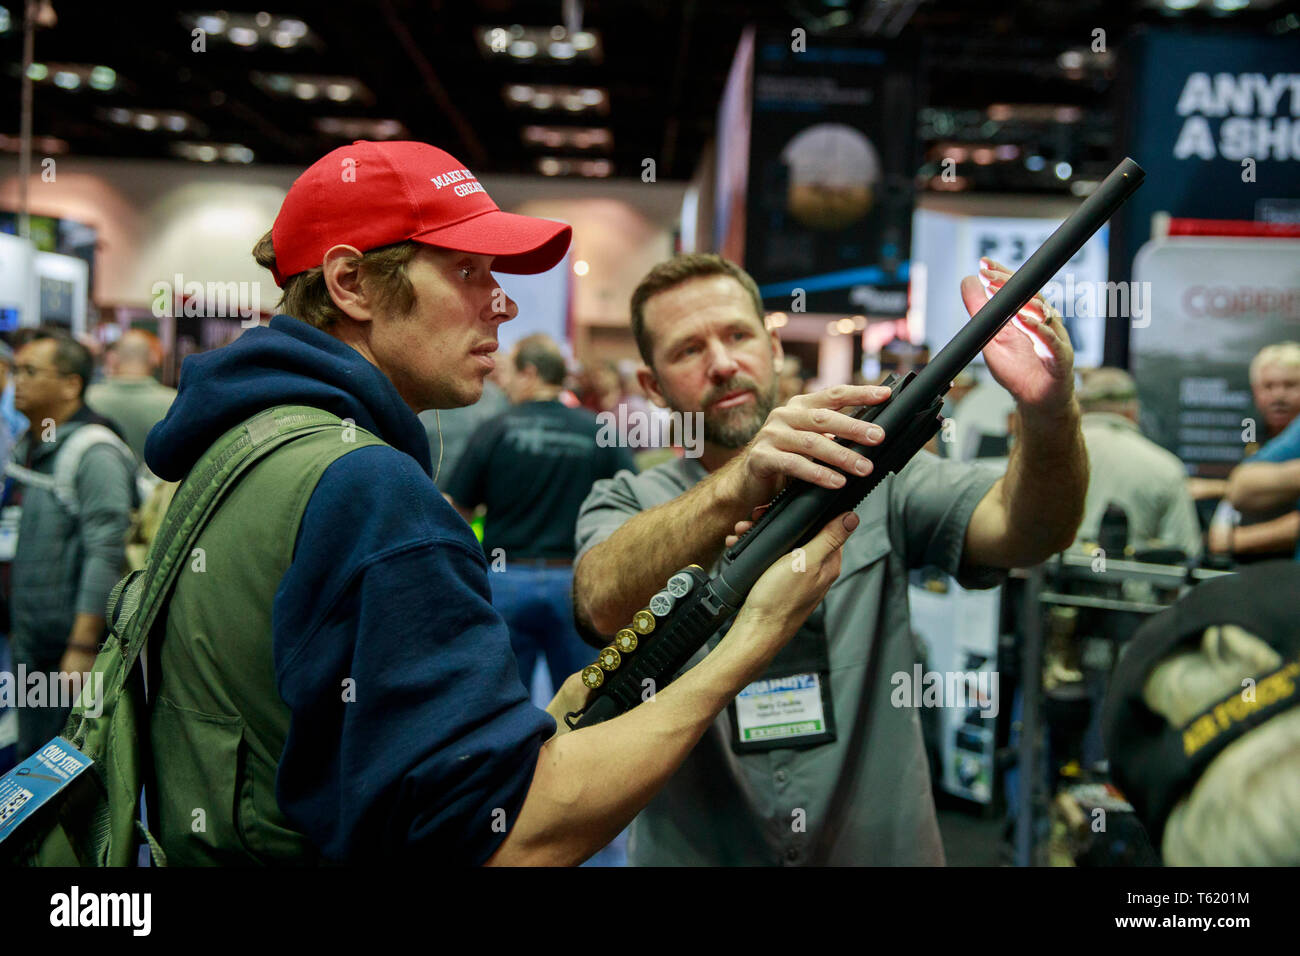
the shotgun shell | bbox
[649,590,675,617]
[666,571,695,598]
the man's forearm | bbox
[66,613,105,652]
[1232,510,1300,555]
[575,459,749,635]
[485,622,762,866]
[972,401,1088,567]
[1226,460,1300,513]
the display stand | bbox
[1009,552,1232,865]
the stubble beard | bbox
[699,376,780,449]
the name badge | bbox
[734,673,828,742]
[0,504,19,562]
[727,606,836,753]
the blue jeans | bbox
[489,564,592,699]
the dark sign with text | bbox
[1111,28,1300,363]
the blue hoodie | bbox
[146,315,553,864]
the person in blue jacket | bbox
[143,140,857,865]
[1227,413,1300,561]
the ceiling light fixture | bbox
[314,117,408,140]
[88,65,116,90]
[100,107,202,135]
[503,84,608,114]
[480,24,602,62]
[172,141,255,164]
[185,12,316,49]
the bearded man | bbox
[573,252,1089,865]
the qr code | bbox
[1,787,34,824]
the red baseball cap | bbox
[269,140,572,286]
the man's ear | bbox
[322,245,373,322]
[636,365,668,408]
[769,326,784,365]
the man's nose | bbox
[705,340,739,379]
[489,285,519,323]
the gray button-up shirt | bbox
[575,450,1003,865]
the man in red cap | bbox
[141,141,855,865]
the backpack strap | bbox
[111,405,367,680]
[55,424,137,516]
[4,423,137,516]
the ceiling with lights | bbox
[2,0,1296,193]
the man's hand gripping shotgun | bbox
[565,157,1146,731]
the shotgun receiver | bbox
[566,157,1145,730]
